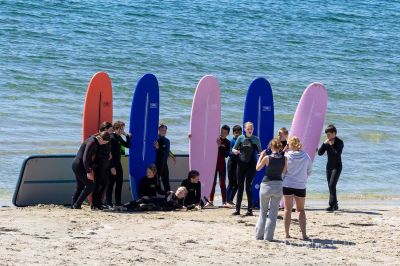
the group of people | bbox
[71,119,344,241]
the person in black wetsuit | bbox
[91,122,113,210]
[138,164,166,199]
[165,186,187,211]
[71,131,111,209]
[318,124,344,211]
[154,123,175,192]
[267,127,289,156]
[105,121,131,209]
[226,125,242,206]
[232,122,262,216]
[181,170,202,210]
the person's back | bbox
[283,150,312,189]
[263,154,286,182]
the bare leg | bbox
[295,196,307,239]
[284,195,294,238]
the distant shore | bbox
[1,199,399,265]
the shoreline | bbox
[0,201,399,265]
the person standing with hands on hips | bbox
[318,124,344,211]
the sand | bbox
[0,200,399,265]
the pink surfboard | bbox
[189,75,221,200]
[290,82,328,161]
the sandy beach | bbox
[1,200,399,265]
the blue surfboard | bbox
[129,74,159,200]
[243,78,274,208]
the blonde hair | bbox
[269,138,283,151]
[288,136,302,151]
[113,121,125,130]
[244,121,254,128]
[176,186,187,195]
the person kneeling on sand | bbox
[165,186,188,211]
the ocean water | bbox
[1,0,399,201]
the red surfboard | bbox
[82,72,113,142]
[82,72,113,205]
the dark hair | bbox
[99,121,113,132]
[98,131,111,141]
[232,125,242,133]
[221,124,230,133]
[325,124,337,134]
[188,170,200,179]
[159,123,167,130]
[147,164,157,174]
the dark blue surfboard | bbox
[243,78,274,208]
[129,74,159,200]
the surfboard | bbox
[189,75,221,200]
[290,82,328,161]
[243,78,274,208]
[82,72,113,142]
[12,154,188,207]
[129,74,159,200]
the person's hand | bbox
[109,153,112,160]
[324,139,330,145]
[111,168,117,176]
[233,149,240,155]
[282,145,289,153]
[154,141,159,149]
[216,138,222,146]
[87,171,94,181]
[259,150,266,158]
[173,157,177,165]
[195,205,202,211]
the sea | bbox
[1,0,399,203]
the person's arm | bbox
[282,157,288,176]
[118,134,131,148]
[255,137,262,153]
[318,142,327,156]
[139,178,147,198]
[328,138,344,156]
[223,139,230,158]
[256,150,268,171]
[83,140,97,173]
[232,136,243,155]
[195,182,201,206]
[110,138,119,169]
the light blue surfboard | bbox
[129,74,159,200]
[243,78,274,208]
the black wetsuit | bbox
[71,136,100,208]
[318,137,344,207]
[92,140,111,207]
[227,137,239,203]
[155,135,171,192]
[139,176,166,198]
[106,133,130,206]
[233,135,261,213]
[181,179,202,207]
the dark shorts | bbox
[283,187,306,197]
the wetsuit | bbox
[92,140,111,208]
[71,136,100,208]
[155,135,171,192]
[209,137,230,203]
[165,192,184,210]
[318,137,344,208]
[233,134,262,213]
[139,176,166,198]
[106,133,130,206]
[181,178,202,207]
[227,136,239,202]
